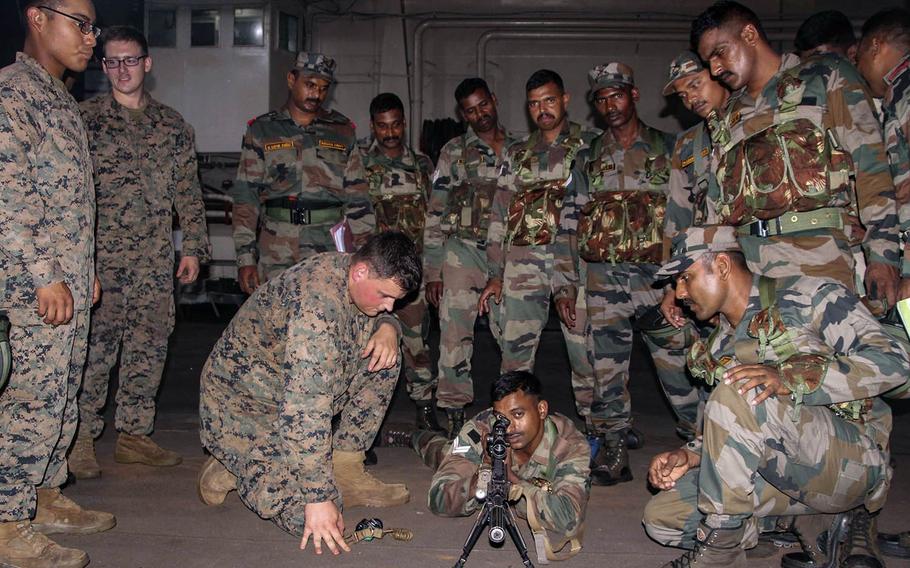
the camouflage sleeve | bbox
[552,158,586,301]
[799,283,909,405]
[428,418,486,517]
[424,144,454,283]
[516,437,590,537]
[229,125,265,267]
[827,68,900,267]
[374,312,402,336]
[485,155,514,281]
[0,94,65,288]
[340,146,375,248]
[884,98,910,276]
[173,120,211,261]
[664,132,695,260]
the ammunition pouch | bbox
[0,312,10,391]
[506,179,566,247]
[525,488,584,564]
[371,192,427,252]
[444,179,497,242]
[577,190,666,264]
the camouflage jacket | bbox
[486,121,599,280]
[687,275,907,462]
[229,106,368,266]
[554,121,675,297]
[664,122,719,257]
[429,409,590,539]
[0,52,95,319]
[423,126,517,282]
[198,253,401,504]
[709,53,899,267]
[881,52,910,277]
[80,92,210,271]
[342,138,433,250]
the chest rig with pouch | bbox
[366,154,430,252]
[443,139,500,242]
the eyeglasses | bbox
[102,56,147,69]
[38,5,101,38]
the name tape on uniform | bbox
[319,139,347,151]
[264,141,294,152]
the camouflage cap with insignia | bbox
[656,225,741,278]
[588,62,634,99]
[662,51,705,96]
[294,52,336,81]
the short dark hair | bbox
[454,77,492,104]
[369,92,404,120]
[700,251,748,273]
[526,69,564,93]
[352,232,422,294]
[491,371,543,403]
[794,11,855,53]
[101,25,149,56]
[861,8,910,51]
[20,0,60,33]
[691,1,767,51]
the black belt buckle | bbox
[750,219,770,237]
[290,207,311,225]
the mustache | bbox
[305,98,321,105]
[537,113,555,121]
[717,71,734,82]
[382,136,400,143]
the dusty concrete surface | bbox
[54,306,910,568]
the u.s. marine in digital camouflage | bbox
[341,92,437,428]
[694,4,901,308]
[643,225,907,566]
[229,52,372,293]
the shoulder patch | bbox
[319,139,347,151]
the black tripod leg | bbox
[502,505,535,568]
[454,503,491,568]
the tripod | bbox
[453,493,534,568]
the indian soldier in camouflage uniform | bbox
[855,9,910,558]
[342,93,439,431]
[642,225,906,567]
[71,26,211,479]
[0,2,116,566]
[197,233,420,556]
[424,78,516,437]
[554,62,690,486]
[479,70,597,428]
[793,10,858,61]
[412,371,590,564]
[692,1,901,309]
[229,52,372,294]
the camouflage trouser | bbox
[0,309,89,521]
[436,237,501,409]
[498,245,593,394]
[397,284,435,402]
[200,359,401,536]
[80,267,174,438]
[258,217,337,281]
[413,430,449,471]
[642,381,890,549]
[584,262,698,438]
[738,230,855,291]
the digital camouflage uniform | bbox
[424,126,517,409]
[198,253,402,535]
[881,53,910,280]
[644,272,905,550]
[0,53,95,521]
[78,92,210,438]
[707,53,900,289]
[342,139,435,401]
[420,409,590,550]
[486,121,598,391]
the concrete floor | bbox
[55,305,910,568]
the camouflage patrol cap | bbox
[294,52,336,81]
[662,51,705,96]
[588,62,634,99]
[656,225,741,278]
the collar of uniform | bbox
[15,51,69,96]
[465,124,513,154]
[884,52,910,88]
[366,137,417,167]
[599,118,654,151]
[276,105,336,125]
[103,91,158,118]
[523,415,558,471]
[727,52,801,109]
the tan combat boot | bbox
[114,433,182,467]
[67,434,101,480]
[196,456,237,506]
[0,520,89,568]
[332,450,409,508]
[31,488,116,535]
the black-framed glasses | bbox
[38,5,101,38]
[102,56,147,69]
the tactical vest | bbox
[687,277,871,422]
[506,124,585,247]
[708,67,854,226]
[576,130,671,264]
[443,138,500,242]
[366,155,429,253]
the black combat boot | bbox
[623,426,645,450]
[663,521,747,567]
[590,435,632,486]
[780,512,849,568]
[445,408,465,440]
[415,400,444,432]
[840,508,884,568]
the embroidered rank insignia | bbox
[700,147,710,157]
[680,156,695,168]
